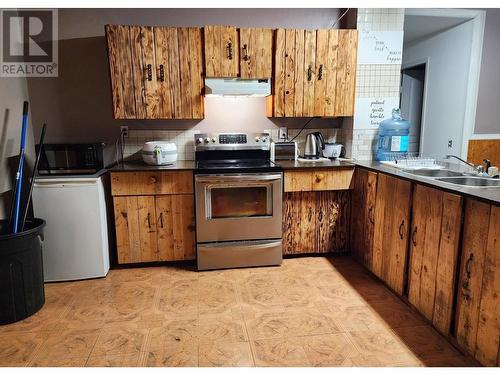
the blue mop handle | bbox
[12,101,29,233]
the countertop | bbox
[276,158,355,170]
[109,160,196,172]
[355,161,500,205]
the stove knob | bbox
[211,137,216,143]
[255,136,260,142]
[262,137,267,142]
[204,137,211,144]
[196,137,203,144]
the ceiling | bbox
[403,14,471,46]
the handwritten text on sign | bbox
[354,97,400,129]
[357,30,403,65]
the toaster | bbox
[142,141,177,165]
[270,141,298,161]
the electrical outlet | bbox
[120,126,129,138]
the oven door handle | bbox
[199,240,282,250]
[195,174,282,183]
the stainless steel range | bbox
[194,132,283,270]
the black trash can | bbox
[0,218,46,325]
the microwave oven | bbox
[36,143,105,175]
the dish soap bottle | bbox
[375,108,411,161]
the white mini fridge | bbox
[33,176,110,281]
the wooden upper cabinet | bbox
[371,173,412,295]
[204,25,239,78]
[408,184,463,336]
[105,25,137,119]
[456,200,499,366]
[105,24,204,119]
[239,28,273,79]
[271,28,357,118]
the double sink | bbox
[402,169,500,188]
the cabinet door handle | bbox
[398,219,405,240]
[307,65,313,81]
[242,44,249,61]
[149,176,157,183]
[226,41,233,60]
[146,64,152,81]
[159,212,164,228]
[411,226,417,246]
[147,213,151,228]
[317,64,323,80]
[159,64,165,82]
[465,252,474,275]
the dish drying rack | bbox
[379,153,444,170]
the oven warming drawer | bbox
[197,240,282,271]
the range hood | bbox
[204,78,271,97]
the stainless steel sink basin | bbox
[436,177,500,187]
[403,169,464,178]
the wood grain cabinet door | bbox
[204,25,239,78]
[114,196,158,264]
[350,168,378,271]
[239,28,273,79]
[156,195,196,261]
[334,30,357,116]
[105,25,138,119]
[371,174,412,295]
[129,26,158,119]
[408,184,463,335]
[456,200,499,366]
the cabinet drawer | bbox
[284,168,354,192]
[111,171,193,196]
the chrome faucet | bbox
[445,155,489,176]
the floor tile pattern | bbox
[0,256,476,367]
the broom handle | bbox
[21,123,46,231]
[11,101,29,233]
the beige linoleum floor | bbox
[0,256,475,367]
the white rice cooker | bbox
[142,141,177,165]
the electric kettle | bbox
[303,132,325,159]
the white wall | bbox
[402,20,474,158]
[474,9,500,135]
[0,77,35,219]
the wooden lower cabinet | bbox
[371,174,412,295]
[407,184,463,335]
[350,168,378,271]
[156,195,195,261]
[113,193,195,264]
[282,190,350,254]
[114,196,158,264]
[456,200,500,366]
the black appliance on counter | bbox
[194,132,283,271]
[36,143,105,175]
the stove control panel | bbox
[195,132,270,150]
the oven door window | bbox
[209,185,272,219]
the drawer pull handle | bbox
[398,220,405,240]
[315,174,324,183]
[150,176,157,183]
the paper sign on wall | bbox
[357,30,403,65]
[354,97,400,129]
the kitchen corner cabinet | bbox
[456,200,499,366]
[350,168,378,271]
[407,184,463,336]
[111,171,195,264]
[204,25,273,79]
[105,25,203,120]
[371,173,412,295]
[282,169,353,255]
[272,28,357,118]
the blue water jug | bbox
[375,108,411,161]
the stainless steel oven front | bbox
[195,173,282,242]
[195,172,283,270]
